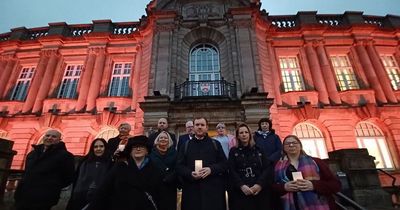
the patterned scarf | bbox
[257,130,270,138]
[274,155,330,210]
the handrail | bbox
[174,79,237,99]
[335,192,368,210]
[377,168,397,187]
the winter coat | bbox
[88,157,163,210]
[254,130,282,162]
[176,136,228,210]
[228,145,273,210]
[149,130,177,147]
[66,156,112,210]
[14,142,75,209]
[149,147,178,210]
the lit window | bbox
[330,55,359,91]
[108,63,132,97]
[278,56,305,92]
[57,64,82,99]
[189,44,221,96]
[10,67,35,101]
[96,127,119,141]
[293,123,328,159]
[356,122,393,169]
[380,55,400,90]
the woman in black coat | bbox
[67,138,111,210]
[149,131,178,210]
[88,135,163,210]
[228,123,274,210]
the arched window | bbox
[96,127,119,141]
[189,43,221,96]
[293,123,328,159]
[356,122,393,169]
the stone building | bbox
[0,0,399,177]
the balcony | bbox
[174,79,237,100]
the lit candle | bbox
[195,160,203,172]
[292,171,303,181]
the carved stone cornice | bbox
[88,46,106,55]
[40,48,59,57]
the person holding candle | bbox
[228,123,273,210]
[149,131,178,210]
[176,117,228,210]
[88,136,162,210]
[272,135,341,210]
[107,122,132,162]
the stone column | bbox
[0,59,7,81]
[86,47,106,111]
[132,49,142,110]
[32,50,59,113]
[366,43,397,103]
[75,48,97,111]
[304,42,330,104]
[354,41,387,103]
[315,43,341,104]
[22,50,50,113]
[266,40,283,105]
[0,57,17,99]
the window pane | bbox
[58,64,82,99]
[108,63,132,97]
[279,56,305,92]
[330,55,359,90]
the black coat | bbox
[14,142,75,209]
[228,145,273,210]
[176,136,228,210]
[149,147,178,210]
[254,130,282,162]
[88,157,163,210]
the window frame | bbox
[380,54,400,90]
[108,62,132,97]
[10,67,36,101]
[330,55,360,91]
[57,64,83,99]
[292,123,328,159]
[278,56,306,92]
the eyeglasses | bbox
[216,126,225,129]
[283,141,300,146]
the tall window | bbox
[108,63,132,97]
[10,67,35,101]
[57,64,82,99]
[330,55,360,91]
[356,122,393,169]
[380,55,400,90]
[293,123,328,159]
[189,44,221,96]
[96,127,119,141]
[278,56,305,92]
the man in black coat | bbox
[177,120,194,151]
[176,117,228,210]
[148,118,177,147]
[14,129,75,210]
[107,122,132,160]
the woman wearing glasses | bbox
[273,135,341,210]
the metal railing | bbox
[174,79,237,99]
[335,192,368,210]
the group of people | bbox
[14,117,341,210]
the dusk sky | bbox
[0,0,399,33]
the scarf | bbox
[274,155,330,210]
[257,130,270,138]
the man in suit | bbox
[177,120,194,151]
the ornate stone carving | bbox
[88,46,106,55]
[155,23,176,32]
[183,3,223,21]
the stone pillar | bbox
[241,92,274,130]
[329,149,392,208]
[86,47,106,111]
[266,40,283,105]
[304,42,330,104]
[0,59,7,81]
[0,57,16,99]
[22,50,50,113]
[75,48,97,111]
[315,43,341,104]
[354,42,388,103]
[32,50,59,113]
[366,43,398,103]
[139,95,171,136]
[132,49,142,110]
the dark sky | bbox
[0,0,399,33]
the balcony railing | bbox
[174,79,237,99]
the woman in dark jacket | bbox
[149,131,178,210]
[228,123,274,210]
[88,135,162,210]
[67,138,111,210]
[272,135,341,210]
[254,118,282,162]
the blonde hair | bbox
[154,131,173,148]
[235,123,255,148]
